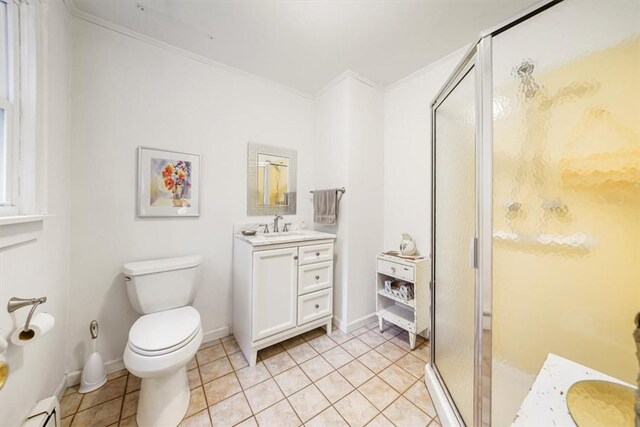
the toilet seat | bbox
[128,306,201,357]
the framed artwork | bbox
[137,147,200,217]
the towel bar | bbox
[309,187,346,194]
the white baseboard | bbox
[54,374,68,401]
[65,326,231,387]
[336,312,377,334]
[425,363,463,427]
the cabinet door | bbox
[252,247,298,341]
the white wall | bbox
[383,49,466,255]
[67,17,315,371]
[314,74,384,331]
[0,1,71,425]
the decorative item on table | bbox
[138,147,200,217]
[399,233,417,256]
[385,279,414,302]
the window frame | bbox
[0,0,21,216]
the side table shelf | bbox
[376,253,431,350]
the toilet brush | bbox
[79,320,107,393]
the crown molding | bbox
[62,0,314,99]
[385,45,470,92]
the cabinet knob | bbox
[315,252,320,256]
[293,255,298,260]
[315,275,320,280]
[314,304,320,309]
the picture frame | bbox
[137,147,200,217]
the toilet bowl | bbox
[124,307,203,427]
[121,255,203,427]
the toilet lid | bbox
[129,306,201,355]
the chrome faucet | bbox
[273,215,284,233]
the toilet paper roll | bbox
[10,313,55,346]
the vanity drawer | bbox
[298,288,332,325]
[299,261,333,295]
[377,259,414,282]
[298,243,333,265]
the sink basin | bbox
[260,231,305,238]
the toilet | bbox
[122,255,203,427]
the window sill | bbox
[0,214,48,226]
[0,214,48,249]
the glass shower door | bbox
[433,61,478,426]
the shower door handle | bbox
[469,238,478,269]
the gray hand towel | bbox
[313,189,338,225]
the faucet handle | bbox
[260,224,270,234]
[283,223,291,232]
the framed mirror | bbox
[247,143,297,215]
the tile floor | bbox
[61,320,441,427]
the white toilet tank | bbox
[123,255,202,315]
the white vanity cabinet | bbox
[233,232,336,366]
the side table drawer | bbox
[377,258,414,282]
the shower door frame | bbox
[425,1,563,426]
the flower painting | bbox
[138,147,200,217]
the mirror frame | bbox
[247,142,297,216]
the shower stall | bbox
[426,0,640,425]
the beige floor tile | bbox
[350,326,370,337]
[189,368,203,389]
[429,417,442,426]
[61,416,73,427]
[307,335,338,353]
[391,334,426,352]
[366,413,395,427]
[328,330,354,345]
[403,381,437,418]
[64,385,79,396]
[333,390,378,427]
[209,392,252,427]
[379,328,402,340]
[244,378,285,413]
[258,343,285,361]
[302,328,326,341]
[106,369,128,381]
[305,406,349,427]
[202,339,222,349]
[314,371,354,404]
[358,376,399,411]
[273,366,311,396]
[287,384,330,422]
[179,409,212,427]
[322,346,354,369]
[121,391,139,419]
[412,343,431,362]
[281,336,305,350]
[383,396,431,427]
[126,375,142,394]
[364,319,380,330]
[375,342,406,362]
[340,338,371,358]
[60,392,83,418]
[396,353,426,378]
[222,339,241,355]
[119,414,138,427]
[228,351,249,370]
[286,343,318,364]
[71,397,122,427]
[338,360,374,388]
[186,387,208,418]
[188,357,198,370]
[220,334,235,342]
[255,399,301,427]
[203,373,242,405]
[263,351,296,376]
[235,362,271,389]
[299,356,335,382]
[358,331,387,348]
[235,417,258,427]
[200,357,234,383]
[358,351,392,374]
[378,365,417,393]
[197,344,227,365]
[79,376,127,411]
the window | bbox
[0,0,19,215]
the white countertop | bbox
[513,353,635,426]
[234,230,336,246]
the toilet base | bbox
[136,366,190,427]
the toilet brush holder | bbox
[79,320,107,393]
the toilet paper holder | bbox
[7,297,47,334]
